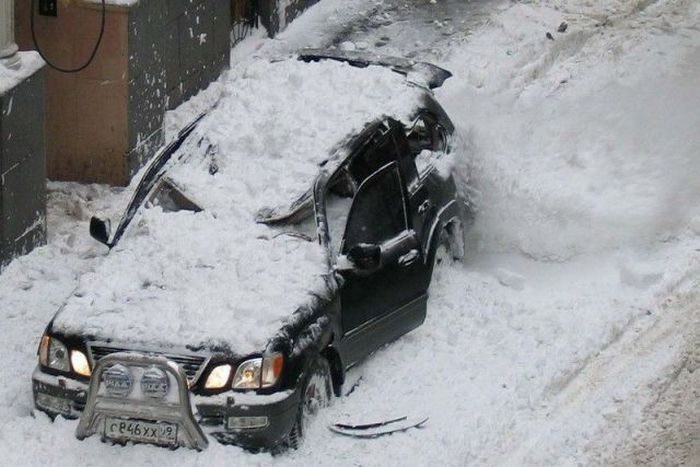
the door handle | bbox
[398,249,419,267]
[418,200,432,215]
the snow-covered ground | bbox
[0,0,698,465]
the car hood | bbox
[52,210,333,354]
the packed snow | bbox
[0,51,44,95]
[0,0,698,465]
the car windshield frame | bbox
[106,114,205,247]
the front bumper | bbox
[33,367,88,419]
[196,390,300,448]
[32,362,301,450]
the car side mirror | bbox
[346,243,381,271]
[90,216,112,247]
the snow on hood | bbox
[52,58,424,354]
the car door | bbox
[394,118,437,293]
[405,113,456,260]
[338,161,428,365]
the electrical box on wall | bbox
[39,0,58,17]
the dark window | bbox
[326,171,355,256]
[393,127,418,186]
[349,129,399,185]
[329,168,356,199]
[343,163,407,249]
[406,114,446,157]
[406,114,447,176]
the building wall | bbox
[0,64,46,272]
[126,0,230,178]
[259,0,320,37]
[15,1,131,184]
[14,0,230,185]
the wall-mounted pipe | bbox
[0,0,20,69]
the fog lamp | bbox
[35,392,71,416]
[227,416,269,431]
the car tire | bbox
[283,355,333,450]
[434,230,452,267]
[434,220,464,267]
[447,220,466,261]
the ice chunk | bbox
[495,268,525,290]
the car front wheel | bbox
[284,355,333,450]
[435,220,465,267]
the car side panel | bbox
[337,294,427,368]
[334,113,462,368]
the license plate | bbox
[104,417,178,446]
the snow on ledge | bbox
[0,51,44,97]
[79,0,139,7]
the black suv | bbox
[32,51,472,451]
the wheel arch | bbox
[322,341,345,397]
[424,199,463,264]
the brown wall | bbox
[16,0,231,186]
[16,1,131,185]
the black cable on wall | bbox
[30,0,106,73]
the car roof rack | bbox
[297,48,453,90]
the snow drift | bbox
[439,0,700,261]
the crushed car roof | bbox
[53,57,428,353]
[298,48,453,90]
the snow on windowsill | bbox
[0,52,44,97]
[79,0,139,7]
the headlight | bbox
[204,364,232,389]
[38,335,69,372]
[232,353,284,390]
[232,358,262,390]
[70,350,91,377]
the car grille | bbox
[88,345,207,383]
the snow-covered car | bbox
[32,50,471,451]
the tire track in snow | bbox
[601,295,700,466]
[491,276,700,466]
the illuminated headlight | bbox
[232,358,261,390]
[70,350,92,377]
[39,335,91,377]
[204,364,232,390]
[38,335,69,372]
[232,353,284,390]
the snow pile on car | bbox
[52,58,425,353]
[170,58,425,213]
